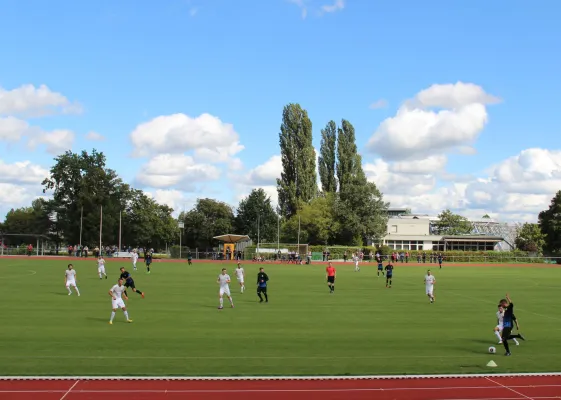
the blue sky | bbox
[1,0,560,222]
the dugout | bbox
[213,234,250,260]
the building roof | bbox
[384,234,504,242]
[213,234,251,243]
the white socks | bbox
[110,311,116,322]
[495,331,502,342]
[229,297,234,306]
[513,338,519,345]
[67,287,72,295]
[220,298,224,307]
[124,311,130,320]
[74,286,80,296]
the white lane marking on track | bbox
[485,377,534,400]
[59,379,80,400]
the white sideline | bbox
[0,372,560,380]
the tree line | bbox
[1,102,561,255]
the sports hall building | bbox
[380,209,515,252]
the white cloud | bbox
[321,0,345,13]
[246,155,282,185]
[0,116,29,141]
[364,159,437,196]
[0,84,82,117]
[129,113,244,165]
[0,160,49,185]
[369,99,387,110]
[27,129,75,155]
[366,82,498,161]
[145,189,196,216]
[136,153,221,191]
[0,183,38,205]
[367,148,560,222]
[85,131,105,141]
[389,155,447,175]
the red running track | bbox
[1,377,561,400]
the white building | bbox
[382,215,504,251]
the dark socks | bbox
[258,293,263,301]
[502,338,510,353]
[136,290,143,295]
[264,293,268,301]
[147,266,150,272]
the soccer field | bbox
[0,258,560,377]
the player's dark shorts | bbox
[501,326,513,339]
[257,286,267,294]
[327,276,335,284]
[377,265,383,270]
[386,274,393,279]
[146,260,152,266]
[125,279,136,289]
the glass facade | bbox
[385,240,425,250]
[385,240,497,251]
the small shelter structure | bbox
[213,234,250,260]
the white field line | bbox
[1,372,561,380]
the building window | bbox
[391,225,398,233]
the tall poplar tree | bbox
[318,120,337,193]
[336,119,359,196]
[277,103,317,218]
[334,119,388,244]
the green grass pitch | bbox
[0,258,560,377]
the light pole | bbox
[178,221,184,259]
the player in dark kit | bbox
[257,267,269,303]
[385,262,394,288]
[187,251,193,266]
[145,250,153,274]
[499,293,525,356]
[438,254,443,269]
[377,260,385,277]
[119,267,145,298]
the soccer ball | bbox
[488,346,496,354]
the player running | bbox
[377,259,384,277]
[235,262,245,293]
[131,250,138,271]
[257,267,269,302]
[108,278,132,324]
[65,264,81,296]
[217,268,234,309]
[494,305,519,345]
[326,262,336,293]
[499,293,526,356]
[119,267,145,298]
[353,253,360,272]
[97,255,107,279]
[385,262,394,288]
[424,270,435,303]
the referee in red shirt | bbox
[326,262,336,293]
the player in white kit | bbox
[108,278,132,324]
[235,263,245,293]
[217,268,234,309]
[424,270,435,303]
[97,256,107,279]
[65,264,80,296]
[353,254,360,272]
[131,250,138,271]
[494,305,519,345]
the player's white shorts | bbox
[219,286,231,296]
[112,298,125,309]
[98,266,106,274]
[495,324,503,331]
[426,286,434,295]
[237,277,244,283]
[66,279,76,287]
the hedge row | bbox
[240,245,546,263]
